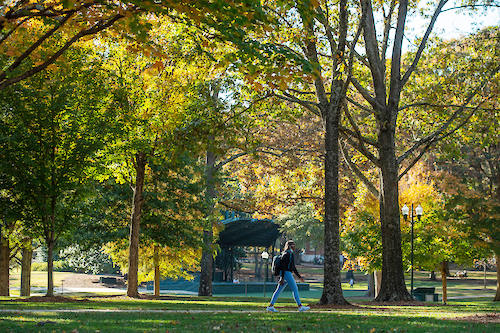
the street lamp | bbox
[261,251,269,297]
[402,203,423,299]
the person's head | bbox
[284,240,295,252]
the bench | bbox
[413,287,438,301]
[99,277,117,284]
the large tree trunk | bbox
[199,148,216,296]
[127,151,147,298]
[319,82,348,305]
[21,246,33,297]
[440,260,448,303]
[375,124,411,302]
[0,226,9,296]
[493,253,500,301]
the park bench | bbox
[413,287,438,301]
[99,277,117,284]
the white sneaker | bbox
[266,306,279,312]
[298,305,310,312]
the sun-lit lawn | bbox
[0,295,499,332]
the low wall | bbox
[146,280,309,294]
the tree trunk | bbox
[0,227,9,296]
[319,82,348,305]
[21,246,33,297]
[365,271,375,298]
[127,151,147,298]
[374,270,382,298]
[375,127,411,302]
[493,252,500,301]
[440,261,448,303]
[199,148,216,296]
[46,239,55,297]
[429,271,437,281]
[154,244,160,297]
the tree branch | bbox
[401,0,448,86]
[340,140,379,197]
[0,13,124,90]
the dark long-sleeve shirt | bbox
[280,250,301,279]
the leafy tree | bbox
[227,0,356,305]
[340,0,500,301]
[0,44,116,296]
[0,0,271,91]
[277,202,324,253]
[59,244,118,274]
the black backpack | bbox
[271,254,282,276]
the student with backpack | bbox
[267,240,310,312]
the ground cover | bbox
[0,296,499,332]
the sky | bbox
[406,4,500,42]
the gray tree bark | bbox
[198,148,216,296]
[127,151,147,298]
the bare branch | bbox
[340,140,379,197]
[340,125,379,148]
[401,0,448,86]
[340,130,380,167]
[272,91,321,117]
[350,76,378,109]
[345,96,377,115]
[381,0,397,67]
[397,64,500,166]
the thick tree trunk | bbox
[199,148,216,296]
[154,244,160,297]
[0,228,9,296]
[21,246,33,297]
[375,127,411,302]
[127,151,147,298]
[440,261,448,303]
[493,253,500,301]
[319,83,348,305]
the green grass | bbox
[0,296,499,332]
[3,268,499,331]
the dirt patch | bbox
[360,300,448,307]
[62,273,126,289]
[450,313,500,324]
[17,296,88,303]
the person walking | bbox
[266,240,310,312]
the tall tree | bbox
[0,44,114,296]
[233,0,358,305]
[341,0,500,301]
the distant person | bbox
[266,240,310,312]
[233,278,240,284]
[349,277,354,288]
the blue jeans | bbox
[270,271,301,306]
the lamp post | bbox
[261,251,269,297]
[402,203,423,299]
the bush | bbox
[31,261,72,272]
[59,244,119,274]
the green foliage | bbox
[277,202,324,252]
[59,244,119,275]
[31,261,71,272]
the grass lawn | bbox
[0,295,499,332]
[2,267,499,331]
